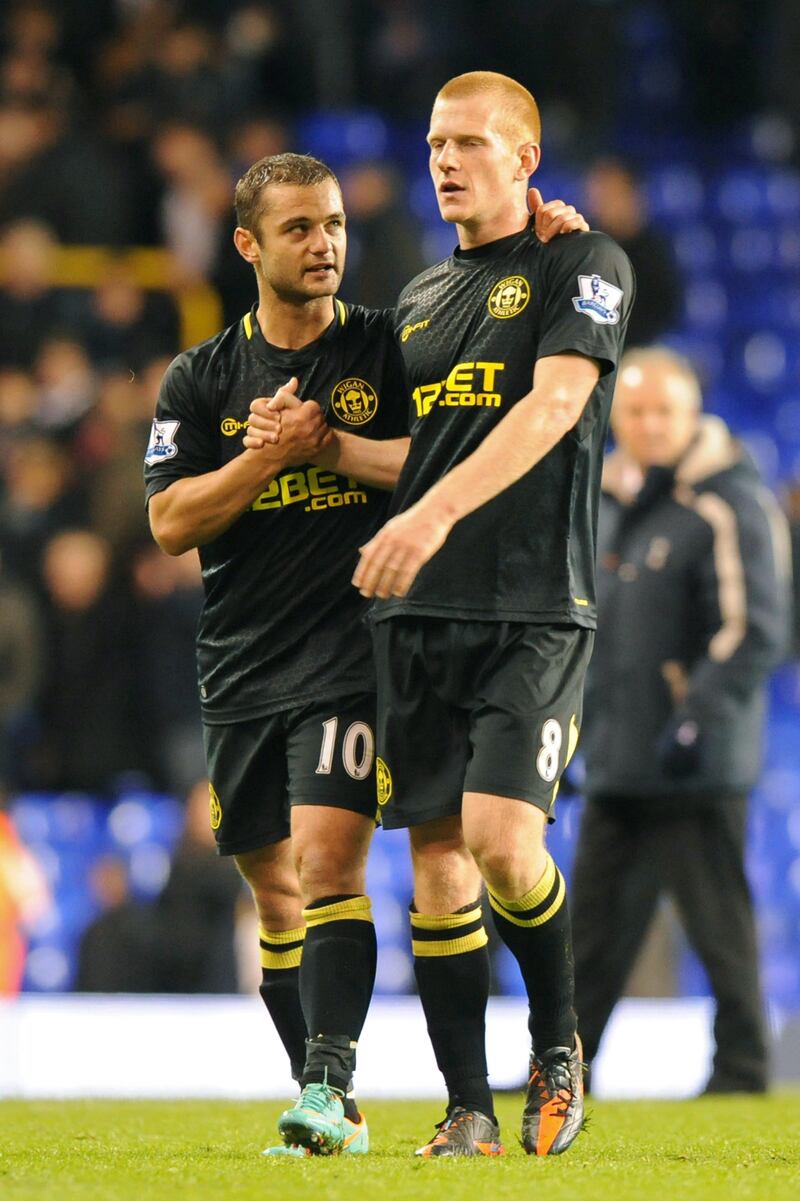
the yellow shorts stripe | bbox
[261,946,303,970]
[303,895,373,928]
[412,927,489,958]
[410,906,482,932]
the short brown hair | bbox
[435,70,541,146]
[234,153,340,234]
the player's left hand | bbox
[529,187,589,242]
[352,502,453,598]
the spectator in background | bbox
[34,528,146,792]
[0,563,42,790]
[0,369,39,446]
[0,434,86,590]
[79,260,179,373]
[78,370,158,551]
[130,544,205,797]
[355,0,475,118]
[0,220,79,370]
[485,1,622,153]
[219,3,312,115]
[573,348,792,1094]
[150,121,232,287]
[75,854,156,993]
[340,161,426,308]
[150,778,242,993]
[584,158,683,348]
[34,336,97,433]
[0,97,135,245]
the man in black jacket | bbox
[573,347,792,1094]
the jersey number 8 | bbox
[536,718,563,784]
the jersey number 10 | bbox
[315,717,375,781]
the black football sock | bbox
[488,854,577,1055]
[258,924,308,1083]
[299,894,377,1093]
[411,899,494,1119]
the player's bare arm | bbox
[353,353,600,599]
[529,187,589,241]
[149,399,330,556]
[311,431,410,490]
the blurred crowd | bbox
[1,0,799,792]
[1,1,800,995]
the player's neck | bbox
[456,207,529,251]
[255,296,336,350]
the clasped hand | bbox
[244,376,332,463]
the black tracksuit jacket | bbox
[582,416,792,801]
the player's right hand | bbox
[245,376,331,462]
[244,376,301,448]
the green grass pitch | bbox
[2,1095,799,1201]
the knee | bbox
[250,881,302,929]
[235,851,302,929]
[468,835,546,899]
[293,841,367,904]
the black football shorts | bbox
[371,618,593,829]
[203,691,377,855]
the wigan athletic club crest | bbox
[572,274,623,325]
[488,275,531,319]
[331,378,378,426]
[145,419,180,464]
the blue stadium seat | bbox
[683,278,729,330]
[647,166,705,223]
[296,111,389,167]
[712,169,770,223]
[671,223,719,273]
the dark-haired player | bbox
[147,151,587,1158]
[354,72,635,1158]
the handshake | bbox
[243,377,334,465]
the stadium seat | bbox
[296,111,389,167]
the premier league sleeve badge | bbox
[572,274,623,325]
[145,419,180,464]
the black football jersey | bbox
[144,301,407,723]
[374,227,635,627]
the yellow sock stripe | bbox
[489,855,556,913]
[488,870,566,928]
[259,925,306,946]
[260,945,303,970]
[303,895,373,928]
[412,927,489,958]
[410,906,482,932]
